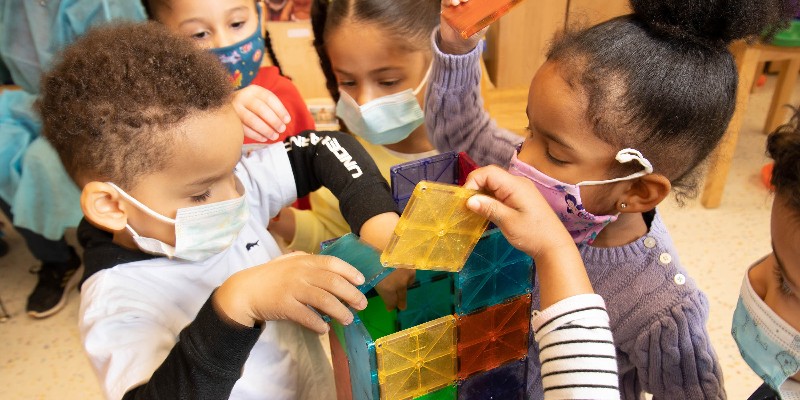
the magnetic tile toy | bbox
[391,152,459,213]
[397,274,455,330]
[456,152,479,186]
[358,295,398,341]
[344,316,381,400]
[456,294,531,379]
[329,327,354,400]
[414,385,456,400]
[320,233,394,293]
[381,182,489,272]
[457,358,527,400]
[441,0,527,39]
[455,229,533,315]
[375,315,457,400]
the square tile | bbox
[397,275,455,330]
[456,152,479,186]
[391,152,459,213]
[344,316,381,400]
[381,182,489,272]
[456,359,527,400]
[320,233,394,294]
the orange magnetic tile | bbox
[375,315,457,400]
[381,181,488,272]
[441,0,527,39]
[456,294,531,379]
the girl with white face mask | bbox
[267,0,441,311]
[732,117,800,400]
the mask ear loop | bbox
[412,63,433,96]
[577,148,654,186]
[106,182,176,225]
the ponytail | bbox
[263,29,285,77]
[311,0,341,101]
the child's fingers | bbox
[285,300,330,334]
[307,269,368,311]
[249,98,288,134]
[466,194,513,227]
[260,93,292,125]
[239,108,279,141]
[299,286,355,327]
[243,125,270,143]
[315,255,366,286]
[380,289,399,311]
[395,287,408,311]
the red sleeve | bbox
[247,66,315,144]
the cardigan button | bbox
[674,274,686,285]
[659,252,672,265]
[644,237,656,248]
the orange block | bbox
[442,0,527,39]
[456,294,531,379]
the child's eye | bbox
[773,264,794,297]
[231,21,246,29]
[544,145,567,166]
[338,81,356,87]
[191,31,210,40]
[379,80,400,87]
[190,190,212,203]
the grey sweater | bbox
[425,29,725,400]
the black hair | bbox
[547,0,796,201]
[143,0,284,76]
[311,0,439,101]
[37,22,232,189]
[768,108,800,212]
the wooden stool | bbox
[701,41,800,208]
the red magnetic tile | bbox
[456,294,531,379]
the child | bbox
[731,116,800,399]
[145,0,315,144]
[37,22,401,399]
[430,0,795,398]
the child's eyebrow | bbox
[772,241,799,290]
[533,120,574,151]
[187,172,227,188]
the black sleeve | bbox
[122,293,261,400]
[284,130,398,234]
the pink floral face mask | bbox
[508,149,653,246]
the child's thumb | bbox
[466,194,507,225]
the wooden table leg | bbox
[764,57,800,134]
[701,44,761,208]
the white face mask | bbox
[108,180,250,262]
[335,64,431,145]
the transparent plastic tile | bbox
[456,358,527,400]
[381,182,489,272]
[455,229,533,315]
[456,152,479,186]
[391,152,459,213]
[359,295,399,341]
[456,294,531,379]
[344,316,381,400]
[398,275,455,330]
[329,324,354,400]
[441,0,526,39]
[320,233,395,293]
[414,270,451,285]
[414,384,456,400]
[375,315,457,400]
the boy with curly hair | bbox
[38,22,400,399]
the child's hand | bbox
[375,269,416,311]
[214,252,367,334]
[233,85,292,143]
[439,0,489,55]
[463,166,574,259]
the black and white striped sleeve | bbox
[532,293,620,400]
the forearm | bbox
[425,28,522,168]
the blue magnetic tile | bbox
[415,270,451,285]
[320,233,394,293]
[391,152,459,212]
[345,316,381,400]
[457,359,527,400]
[455,229,533,315]
[397,274,455,330]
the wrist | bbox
[214,275,257,328]
[436,31,478,55]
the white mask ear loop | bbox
[578,149,654,186]
[412,63,433,96]
[106,182,176,225]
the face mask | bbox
[335,64,431,145]
[108,181,250,262]
[732,268,800,398]
[508,148,653,246]
[209,4,265,89]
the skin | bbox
[325,20,435,155]
[748,195,800,382]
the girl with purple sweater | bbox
[429,0,796,398]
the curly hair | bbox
[38,22,232,189]
[546,0,796,203]
[768,109,800,213]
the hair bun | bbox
[631,0,796,46]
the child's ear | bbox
[81,182,128,232]
[617,174,671,213]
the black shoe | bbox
[26,247,83,319]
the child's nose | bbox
[356,88,376,106]
[213,31,236,50]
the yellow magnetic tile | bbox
[380,181,489,272]
[375,315,457,400]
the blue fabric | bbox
[0,1,145,239]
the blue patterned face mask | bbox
[107,180,250,262]
[335,65,431,145]
[732,267,800,398]
[209,4,265,89]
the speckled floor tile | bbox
[0,75,797,399]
